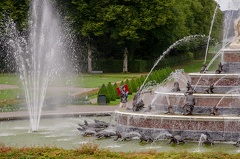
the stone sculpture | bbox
[172,81,181,92]
[95,130,117,139]
[139,132,154,143]
[186,81,196,93]
[229,16,240,49]
[210,105,219,116]
[201,133,214,146]
[183,91,195,115]
[166,134,185,144]
[200,64,207,73]
[233,138,240,147]
[205,84,214,94]
[114,131,141,141]
[215,62,223,74]
[132,91,145,111]
[164,105,175,115]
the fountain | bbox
[1,0,76,132]
[1,0,240,154]
[114,7,240,142]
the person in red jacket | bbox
[119,86,128,108]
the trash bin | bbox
[98,94,106,105]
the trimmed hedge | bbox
[128,60,147,72]
[92,52,195,73]
[93,60,122,73]
[98,67,173,104]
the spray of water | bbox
[204,3,219,64]
[1,0,76,132]
[140,35,206,92]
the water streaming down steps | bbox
[115,3,240,142]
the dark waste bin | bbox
[98,94,106,105]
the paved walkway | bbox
[0,84,133,120]
[0,105,121,120]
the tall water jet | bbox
[1,0,76,132]
[140,35,207,92]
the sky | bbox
[217,0,240,11]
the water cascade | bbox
[114,1,240,143]
[2,0,75,132]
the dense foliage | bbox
[0,0,223,73]
[61,0,223,61]
[0,143,240,159]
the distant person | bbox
[119,86,128,108]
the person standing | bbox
[119,86,128,108]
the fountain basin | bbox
[223,49,240,62]
[189,73,240,87]
[115,110,240,141]
[154,92,240,115]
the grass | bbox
[0,143,239,159]
[0,89,22,100]
[0,74,21,85]
[70,73,144,88]
[0,50,220,103]
[174,53,221,73]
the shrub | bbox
[97,84,110,103]
[113,83,120,99]
[125,79,132,95]
[130,79,138,92]
[107,82,116,101]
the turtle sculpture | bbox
[77,119,110,137]
[139,132,154,143]
[82,128,97,137]
[84,120,108,128]
[95,130,117,139]
[201,133,214,146]
[233,138,240,147]
[166,134,185,144]
[114,131,142,141]
[94,119,110,127]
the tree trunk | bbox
[87,43,92,73]
[123,47,128,73]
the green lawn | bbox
[0,74,21,85]
[70,73,144,88]
[0,51,220,102]
[174,53,221,73]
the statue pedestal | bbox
[223,49,240,73]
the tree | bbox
[0,0,30,73]
[56,0,223,73]
[68,0,191,72]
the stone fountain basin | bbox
[115,110,240,141]
[154,91,240,115]
[189,73,240,87]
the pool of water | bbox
[0,116,239,153]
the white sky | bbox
[217,0,240,11]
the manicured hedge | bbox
[92,52,195,73]
[97,67,172,104]
[128,60,147,72]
